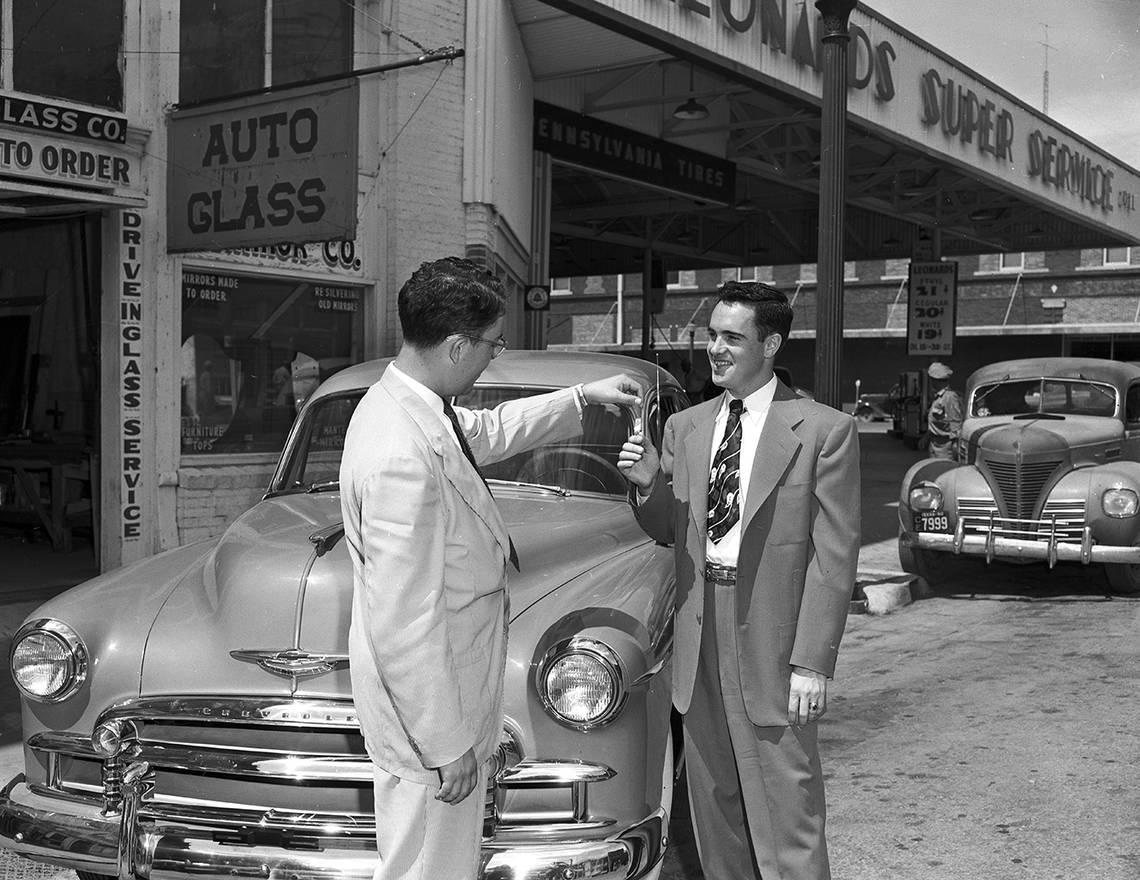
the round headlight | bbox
[10,619,88,703]
[909,483,943,511]
[1102,487,1139,519]
[537,638,625,729]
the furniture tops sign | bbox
[167,81,359,253]
[565,0,1140,242]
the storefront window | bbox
[180,0,354,105]
[180,271,363,456]
[10,0,123,109]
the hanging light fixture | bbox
[673,63,709,121]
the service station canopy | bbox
[515,0,1140,278]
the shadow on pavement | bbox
[914,556,1140,603]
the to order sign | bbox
[906,261,957,357]
[167,81,359,252]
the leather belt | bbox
[703,562,737,585]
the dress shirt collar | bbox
[387,363,447,422]
[719,373,778,419]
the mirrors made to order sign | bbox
[907,261,957,357]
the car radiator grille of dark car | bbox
[980,458,1063,520]
[956,497,1087,541]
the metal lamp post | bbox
[813,0,856,410]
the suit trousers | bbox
[372,763,487,880]
[682,579,831,880]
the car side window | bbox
[1126,384,1140,426]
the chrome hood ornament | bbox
[230,648,349,678]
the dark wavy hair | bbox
[716,280,793,345]
[397,257,507,347]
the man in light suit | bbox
[618,281,860,880]
[339,257,640,880]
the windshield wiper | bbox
[306,479,340,493]
[487,479,570,497]
[973,374,1011,410]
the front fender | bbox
[1053,462,1140,545]
[898,458,962,528]
[503,543,675,828]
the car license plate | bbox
[914,512,949,533]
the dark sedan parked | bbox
[899,357,1140,594]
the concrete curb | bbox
[853,572,922,615]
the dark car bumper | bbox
[0,776,665,880]
[905,524,1140,565]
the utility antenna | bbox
[1040,23,1052,115]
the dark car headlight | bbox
[537,637,626,730]
[909,483,944,511]
[1102,487,1139,519]
[9,619,88,703]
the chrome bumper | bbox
[911,521,1140,566]
[0,775,664,880]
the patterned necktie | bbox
[443,401,520,571]
[707,398,745,544]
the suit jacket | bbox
[636,380,861,727]
[340,368,581,782]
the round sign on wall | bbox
[525,285,551,310]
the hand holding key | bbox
[617,423,660,492]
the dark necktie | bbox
[707,398,744,544]
[443,401,520,571]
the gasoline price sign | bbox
[906,261,957,357]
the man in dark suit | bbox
[340,257,640,880]
[618,281,860,880]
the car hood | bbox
[140,489,646,700]
[967,415,1122,458]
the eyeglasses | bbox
[458,333,508,358]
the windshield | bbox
[271,385,634,496]
[971,378,1118,418]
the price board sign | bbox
[906,261,957,357]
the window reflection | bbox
[180,271,362,455]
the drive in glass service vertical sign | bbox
[906,261,957,356]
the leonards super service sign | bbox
[167,81,358,252]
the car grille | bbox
[33,698,376,820]
[978,457,1063,520]
[28,697,613,841]
[957,496,1086,541]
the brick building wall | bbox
[547,247,1140,400]
[176,463,278,545]
[383,0,469,353]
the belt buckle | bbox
[704,562,736,585]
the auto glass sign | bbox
[167,81,359,252]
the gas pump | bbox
[895,369,931,448]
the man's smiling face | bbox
[706,300,779,398]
